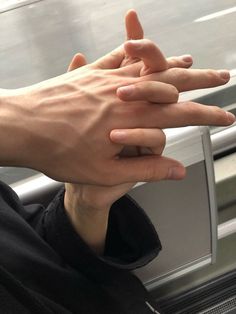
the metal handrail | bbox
[218,219,236,240]
[211,124,236,156]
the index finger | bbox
[125,9,144,40]
[124,39,168,75]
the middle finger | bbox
[117,81,179,103]
[141,68,230,92]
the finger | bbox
[125,9,144,40]
[124,39,168,75]
[119,146,158,158]
[121,10,144,68]
[93,10,144,70]
[117,81,179,103]
[167,54,193,69]
[110,128,166,154]
[144,68,230,92]
[93,45,125,69]
[67,53,87,71]
[121,54,193,77]
[131,102,236,128]
[112,155,186,184]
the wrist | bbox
[0,88,33,167]
[64,183,111,214]
[64,184,110,254]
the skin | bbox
[64,10,235,254]
[1,44,232,187]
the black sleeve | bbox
[0,180,161,278]
[42,188,162,280]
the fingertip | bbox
[110,130,127,142]
[167,165,186,180]
[68,53,87,71]
[126,9,138,18]
[125,9,143,40]
[181,54,193,63]
[117,85,135,100]
[226,111,236,124]
[217,70,230,82]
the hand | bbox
[0,13,234,188]
[89,10,194,71]
[64,11,189,253]
[63,10,235,255]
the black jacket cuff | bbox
[44,189,161,281]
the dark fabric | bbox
[0,180,163,314]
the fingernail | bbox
[168,166,186,180]
[181,54,192,63]
[118,85,135,96]
[218,70,230,80]
[226,111,236,123]
[111,130,126,141]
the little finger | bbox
[167,54,193,69]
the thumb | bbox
[67,53,87,71]
[114,155,186,184]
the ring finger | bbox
[117,81,179,103]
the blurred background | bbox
[0,0,236,89]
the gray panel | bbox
[129,161,212,285]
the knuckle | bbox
[167,56,178,68]
[159,130,166,148]
[137,128,146,139]
[134,82,142,95]
[206,69,221,84]
[172,68,189,84]
[181,102,200,125]
[145,81,154,96]
[135,81,150,98]
[143,162,158,181]
[211,105,227,122]
[151,130,166,154]
[143,159,168,182]
[143,38,154,49]
[169,84,179,102]
[132,103,147,118]
[178,69,190,83]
